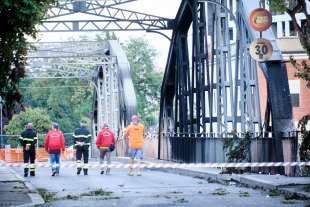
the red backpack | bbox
[46,131,63,151]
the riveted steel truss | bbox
[41,0,173,32]
[159,0,262,139]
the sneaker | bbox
[24,173,28,177]
[52,172,56,176]
[128,172,134,176]
[77,168,81,175]
[30,172,35,177]
[136,172,142,176]
[100,170,105,175]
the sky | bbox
[36,0,182,71]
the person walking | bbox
[96,123,115,175]
[44,123,65,176]
[20,123,38,177]
[125,115,145,176]
[73,121,92,175]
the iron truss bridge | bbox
[25,41,137,160]
[40,0,174,32]
[31,0,296,165]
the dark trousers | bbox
[76,146,89,169]
[23,148,36,175]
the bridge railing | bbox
[159,132,299,175]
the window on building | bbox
[289,80,300,107]
[282,21,286,37]
[289,21,297,36]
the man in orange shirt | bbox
[125,115,144,176]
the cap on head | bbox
[53,122,59,129]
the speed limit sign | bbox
[249,38,273,62]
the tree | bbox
[20,79,93,134]
[124,37,163,126]
[4,108,52,147]
[0,0,55,123]
[268,0,310,85]
[268,0,310,173]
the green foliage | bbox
[4,108,52,147]
[124,37,163,126]
[298,115,310,176]
[223,132,252,162]
[291,57,310,88]
[37,188,58,203]
[212,188,229,196]
[239,191,250,197]
[0,0,55,119]
[268,189,281,197]
[20,78,92,134]
[267,0,287,13]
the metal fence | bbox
[159,132,299,166]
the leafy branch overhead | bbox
[124,38,163,126]
[0,0,55,121]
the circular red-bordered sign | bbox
[249,8,272,32]
[249,38,273,62]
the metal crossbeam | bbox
[40,0,173,32]
[25,41,115,79]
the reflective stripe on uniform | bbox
[29,164,36,171]
[22,138,35,142]
[19,137,24,140]
[34,136,38,140]
[24,163,29,168]
[76,160,83,168]
[73,134,91,138]
[83,164,89,169]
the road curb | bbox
[8,167,45,207]
[149,165,310,199]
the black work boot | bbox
[83,169,88,175]
[77,168,82,175]
[30,171,35,177]
[24,168,28,177]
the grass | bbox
[170,191,183,194]
[282,200,296,205]
[284,193,305,200]
[212,188,229,196]
[268,189,281,197]
[37,188,115,203]
[304,185,310,192]
[36,188,58,202]
[174,198,188,203]
[239,191,250,197]
[80,188,113,197]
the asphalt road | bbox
[12,161,308,207]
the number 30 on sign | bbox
[249,38,273,62]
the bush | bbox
[4,108,52,147]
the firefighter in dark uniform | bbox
[20,123,38,177]
[73,121,91,175]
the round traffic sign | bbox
[249,38,273,62]
[249,8,272,32]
